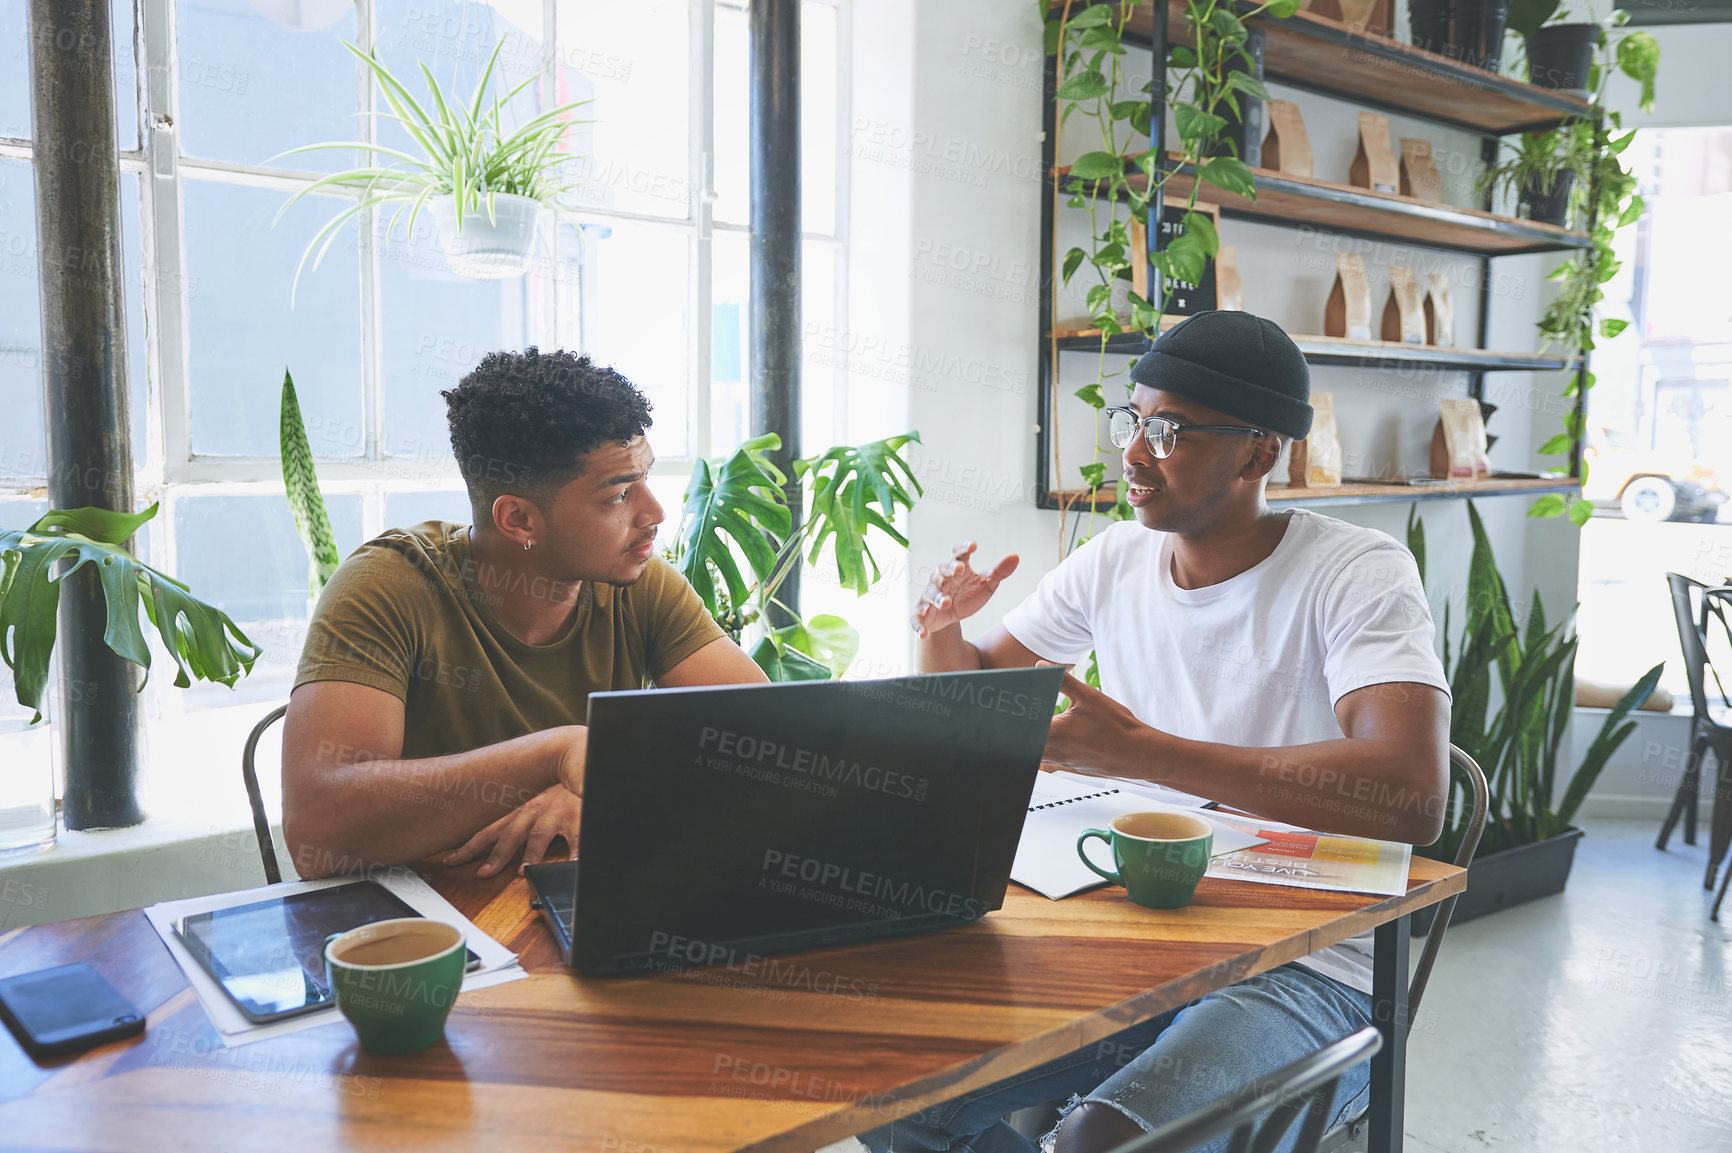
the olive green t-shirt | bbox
[294,521,725,759]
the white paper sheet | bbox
[144,872,525,1047]
[1011,772,1266,900]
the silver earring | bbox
[524,539,533,551]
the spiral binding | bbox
[1027,788,1120,812]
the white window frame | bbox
[1,0,853,553]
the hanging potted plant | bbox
[0,505,261,853]
[275,39,589,284]
[1407,504,1662,931]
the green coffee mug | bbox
[323,917,466,1054]
[1077,811,1214,909]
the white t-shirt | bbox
[1000,508,1450,994]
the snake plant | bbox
[1410,503,1661,860]
[280,369,340,598]
[0,505,260,722]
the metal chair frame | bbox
[242,703,290,885]
[1658,573,1732,909]
[1105,1027,1384,1153]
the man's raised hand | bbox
[911,541,1020,640]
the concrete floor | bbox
[822,817,1732,1153]
[1404,817,1732,1152]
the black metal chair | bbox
[242,703,290,885]
[1657,574,1732,905]
[1104,1027,1383,1153]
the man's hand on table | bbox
[1041,662,1150,776]
[443,784,582,877]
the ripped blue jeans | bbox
[857,962,1373,1153]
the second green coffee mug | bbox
[323,917,466,1054]
[1077,811,1214,909]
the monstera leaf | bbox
[674,434,791,619]
[797,433,924,596]
[0,505,261,721]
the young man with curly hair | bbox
[282,349,767,882]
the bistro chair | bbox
[1657,573,1732,901]
[241,703,290,884]
[1104,1027,1384,1153]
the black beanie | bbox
[1128,311,1312,440]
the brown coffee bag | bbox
[1437,397,1492,480]
[1307,392,1343,486]
[1425,272,1455,346]
[1217,245,1244,311]
[1325,253,1373,341]
[1349,112,1398,194]
[1399,138,1442,202]
[1262,101,1314,179]
[1381,264,1426,344]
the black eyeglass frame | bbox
[1104,406,1267,458]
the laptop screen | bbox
[571,667,1063,974]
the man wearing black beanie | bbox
[870,311,1452,1153]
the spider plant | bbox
[273,37,590,294]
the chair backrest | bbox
[242,704,290,884]
[1667,572,1712,721]
[1106,1027,1383,1153]
[1406,743,1489,1013]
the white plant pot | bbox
[428,192,547,280]
[0,716,56,855]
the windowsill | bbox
[0,700,293,932]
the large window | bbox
[0,0,851,732]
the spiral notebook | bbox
[1011,772,1266,900]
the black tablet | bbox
[172,880,478,1024]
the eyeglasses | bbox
[1105,406,1266,459]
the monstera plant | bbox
[670,433,923,681]
[0,505,261,722]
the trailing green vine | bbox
[1042,0,1297,541]
[1477,17,1658,526]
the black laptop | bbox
[524,666,1064,976]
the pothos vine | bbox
[1043,0,1298,547]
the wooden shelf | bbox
[1046,328,1573,372]
[1104,1,1594,135]
[1150,157,1590,255]
[1041,475,1578,511]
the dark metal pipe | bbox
[750,0,801,627]
[28,0,143,828]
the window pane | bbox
[713,2,746,227]
[557,0,690,219]
[1,0,27,140]
[715,2,837,234]
[0,158,45,480]
[185,179,363,457]
[113,0,136,150]
[121,172,147,463]
[177,0,357,169]
[173,492,363,624]
[378,208,536,460]
[386,488,471,529]
[801,1,836,236]
[710,230,748,456]
[372,0,544,163]
[803,239,835,451]
[554,219,690,457]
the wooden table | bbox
[0,858,1464,1152]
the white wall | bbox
[842,0,1732,833]
[856,0,1578,686]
